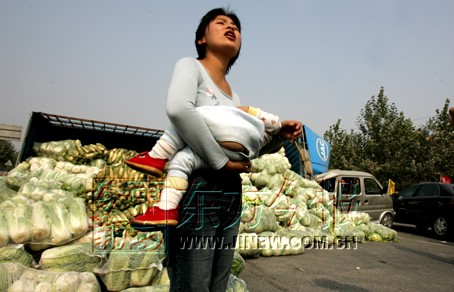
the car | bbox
[392,182,454,239]
[315,170,395,228]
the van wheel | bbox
[432,216,449,238]
[380,213,394,228]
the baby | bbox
[126,105,281,226]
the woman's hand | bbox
[223,160,252,173]
[279,120,303,142]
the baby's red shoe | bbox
[130,206,178,226]
[125,152,168,177]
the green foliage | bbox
[324,87,453,190]
[324,120,361,170]
[418,100,454,182]
[0,140,18,171]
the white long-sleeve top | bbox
[166,57,283,170]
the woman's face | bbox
[199,15,241,59]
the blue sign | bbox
[304,125,330,175]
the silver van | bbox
[315,169,395,228]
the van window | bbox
[319,177,336,193]
[364,178,382,195]
[340,177,361,195]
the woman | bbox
[155,8,302,291]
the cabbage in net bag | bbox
[39,243,105,273]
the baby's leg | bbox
[125,125,187,176]
[166,146,209,180]
[150,125,187,159]
[158,176,188,210]
[157,146,209,210]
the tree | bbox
[324,87,435,189]
[0,139,18,171]
[355,87,418,187]
[418,99,454,181]
[324,119,361,170]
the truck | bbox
[18,112,164,162]
[19,113,330,174]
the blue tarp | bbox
[283,125,331,177]
[303,125,330,175]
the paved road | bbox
[239,225,454,292]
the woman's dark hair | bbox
[195,8,241,74]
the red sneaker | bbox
[130,206,178,226]
[125,152,168,177]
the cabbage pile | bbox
[0,139,397,291]
[0,140,166,291]
[236,149,397,259]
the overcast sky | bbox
[1,0,453,146]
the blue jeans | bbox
[166,170,242,292]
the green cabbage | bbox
[230,250,246,276]
[47,201,72,245]
[258,231,305,257]
[241,205,278,234]
[366,233,383,242]
[5,162,31,191]
[0,262,26,291]
[236,233,261,258]
[369,223,397,242]
[226,274,248,292]
[39,243,104,272]
[0,245,36,267]
[0,213,9,247]
[5,204,32,243]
